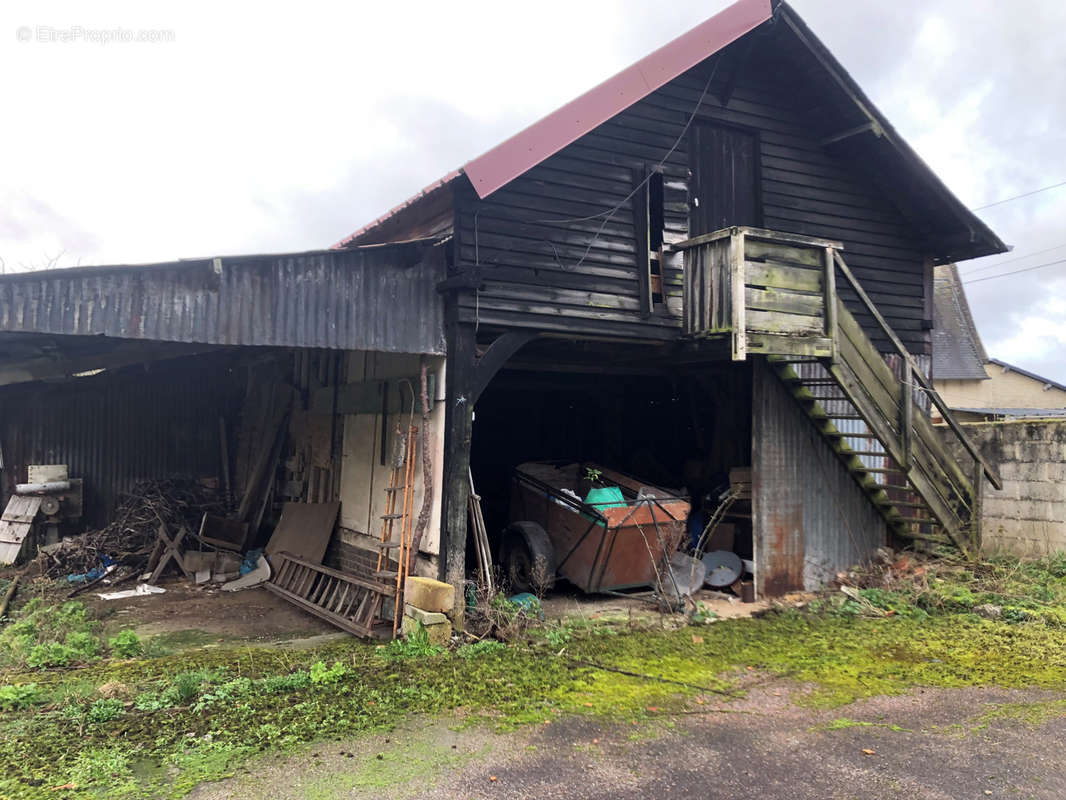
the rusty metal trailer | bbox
[504,462,689,594]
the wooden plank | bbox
[835,300,903,411]
[730,231,746,360]
[744,286,824,316]
[745,261,822,292]
[265,502,340,565]
[745,309,824,335]
[824,246,838,362]
[834,323,902,429]
[746,334,833,357]
[738,226,843,250]
[744,239,822,267]
[668,228,733,251]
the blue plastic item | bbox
[583,486,626,511]
[239,548,264,575]
[508,592,544,618]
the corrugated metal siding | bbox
[0,246,445,355]
[752,360,886,596]
[0,355,240,526]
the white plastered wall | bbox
[336,351,446,572]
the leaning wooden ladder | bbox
[375,425,418,637]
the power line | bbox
[963,257,1066,284]
[962,240,1066,274]
[973,179,1066,211]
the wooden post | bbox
[823,246,838,363]
[730,228,747,361]
[441,322,476,624]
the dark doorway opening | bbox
[468,348,754,591]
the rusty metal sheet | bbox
[751,361,886,598]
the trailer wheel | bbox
[503,521,555,595]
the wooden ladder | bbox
[265,551,394,638]
[375,425,418,637]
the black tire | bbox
[502,521,555,595]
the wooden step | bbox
[376,541,403,550]
[379,513,405,520]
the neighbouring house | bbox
[930,264,1066,555]
[0,0,1012,629]
[932,263,1066,422]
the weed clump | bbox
[1,599,102,670]
[379,623,445,661]
[108,629,143,658]
[0,683,47,711]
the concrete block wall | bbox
[941,420,1066,554]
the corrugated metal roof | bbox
[0,242,446,355]
[933,265,988,380]
[954,407,1066,419]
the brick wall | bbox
[941,420,1066,554]
[324,527,440,579]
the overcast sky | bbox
[2,0,1064,382]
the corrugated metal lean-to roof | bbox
[0,243,446,356]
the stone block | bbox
[401,614,452,646]
[1016,481,1066,504]
[404,576,455,614]
[404,604,448,626]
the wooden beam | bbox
[730,230,747,361]
[471,331,536,405]
[441,322,476,619]
[631,167,653,318]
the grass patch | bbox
[974,698,1066,729]
[816,717,911,732]
[2,553,1065,798]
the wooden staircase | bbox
[675,227,1002,553]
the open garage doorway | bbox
[468,340,754,601]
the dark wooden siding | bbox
[454,43,933,353]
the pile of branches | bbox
[32,478,227,579]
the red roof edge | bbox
[333,0,771,247]
[463,0,772,199]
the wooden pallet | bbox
[264,551,394,639]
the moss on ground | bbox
[2,554,1066,799]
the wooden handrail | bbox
[832,251,1002,490]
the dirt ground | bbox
[186,683,1066,800]
[539,587,772,623]
[79,580,336,644]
